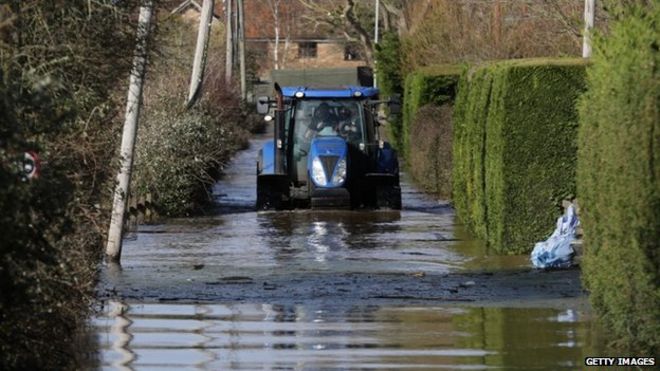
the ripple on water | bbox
[94,302,591,370]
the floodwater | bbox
[93,302,591,370]
[91,130,597,370]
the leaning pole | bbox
[187,0,214,107]
[582,0,595,58]
[106,1,154,263]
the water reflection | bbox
[93,302,592,370]
[106,301,135,370]
[255,210,407,269]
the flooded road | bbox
[93,302,591,370]
[93,130,594,369]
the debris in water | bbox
[460,281,476,288]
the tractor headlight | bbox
[332,157,347,185]
[311,157,327,186]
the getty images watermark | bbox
[585,357,655,367]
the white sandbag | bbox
[531,205,579,269]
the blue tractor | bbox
[256,84,401,210]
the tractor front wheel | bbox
[256,175,289,210]
[377,184,402,210]
[257,185,283,210]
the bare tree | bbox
[266,0,282,69]
[297,0,406,66]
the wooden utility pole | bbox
[583,0,595,58]
[106,1,154,263]
[225,0,234,83]
[187,0,215,107]
[236,0,247,100]
[238,0,247,100]
[373,0,379,88]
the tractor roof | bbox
[281,86,379,99]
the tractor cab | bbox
[256,85,401,210]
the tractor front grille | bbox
[319,155,339,181]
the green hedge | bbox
[486,59,587,253]
[408,103,454,199]
[577,4,659,353]
[452,66,493,240]
[402,65,460,159]
[453,58,587,254]
[374,32,404,150]
[374,31,403,99]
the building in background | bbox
[241,1,367,78]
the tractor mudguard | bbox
[258,140,276,175]
[376,142,399,175]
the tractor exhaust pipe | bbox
[273,83,285,175]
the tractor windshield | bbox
[294,100,364,146]
[291,99,365,183]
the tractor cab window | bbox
[294,100,364,147]
[291,99,365,183]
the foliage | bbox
[400,0,590,73]
[400,64,459,199]
[374,31,403,98]
[485,59,586,254]
[408,104,454,199]
[0,1,138,368]
[133,101,248,216]
[0,2,252,368]
[402,65,460,157]
[452,65,493,240]
[577,3,659,353]
[453,59,586,254]
[131,17,249,216]
[374,31,402,149]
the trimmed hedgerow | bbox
[403,65,461,199]
[485,58,587,254]
[452,65,493,240]
[453,59,586,254]
[402,65,460,159]
[577,4,659,353]
[408,103,454,199]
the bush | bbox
[375,31,403,99]
[408,104,453,199]
[133,101,247,216]
[402,65,460,159]
[453,59,586,254]
[375,31,404,150]
[577,4,659,353]
[0,2,137,368]
[131,18,249,216]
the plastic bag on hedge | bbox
[531,205,579,269]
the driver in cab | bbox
[311,102,339,136]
